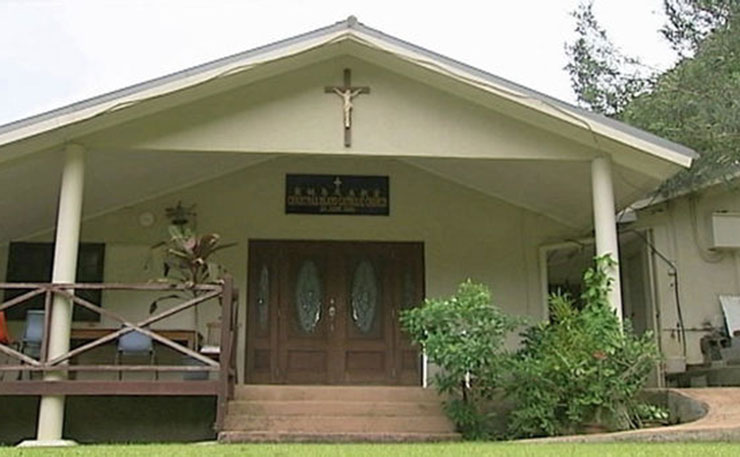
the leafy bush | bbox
[400,280,519,439]
[505,255,661,438]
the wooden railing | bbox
[0,276,239,431]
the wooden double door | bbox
[246,240,423,385]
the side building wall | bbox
[633,184,740,365]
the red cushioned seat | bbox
[0,311,10,345]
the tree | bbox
[566,1,740,195]
[660,0,735,56]
[565,2,652,116]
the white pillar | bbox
[591,156,623,321]
[35,144,85,442]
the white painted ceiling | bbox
[0,149,272,242]
[0,148,660,244]
[403,157,659,230]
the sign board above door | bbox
[285,174,389,215]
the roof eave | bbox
[0,16,697,170]
[0,17,356,148]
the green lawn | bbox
[1,443,740,457]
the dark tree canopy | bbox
[566,0,740,195]
[565,3,651,116]
[661,0,735,56]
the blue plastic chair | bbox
[16,309,44,380]
[115,328,157,380]
[20,309,44,359]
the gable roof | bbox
[0,16,696,167]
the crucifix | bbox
[325,68,370,147]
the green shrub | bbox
[399,280,519,439]
[505,255,661,438]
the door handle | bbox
[328,298,337,318]
[328,299,336,332]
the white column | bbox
[591,156,623,321]
[35,144,85,442]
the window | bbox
[4,242,105,321]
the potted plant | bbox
[147,223,235,380]
[150,224,236,323]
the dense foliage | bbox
[505,256,662,438]
[401,257,662,440]
[566,1,740,195]
[399,280,519,439]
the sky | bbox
[0,0,678,126]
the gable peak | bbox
[346,15,359,28]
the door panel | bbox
[246,242,279,384]
[393,243,424,385]
[339,244,393,384]
[280,243,335,384]
[246,240,423,385]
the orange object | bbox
[0,311,10,344]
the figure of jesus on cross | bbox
[334,87,363,129]
[325,68,370,147]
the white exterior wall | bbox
[2,155,575,381]
[634,185,740,365]
[83,57,597,163]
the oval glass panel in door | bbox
[295,260,322,333]
[351,259,378,333]
[257,265,269,331]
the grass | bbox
[1,443,740,457]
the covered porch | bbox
[0,149,673,441]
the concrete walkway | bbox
[526,388,740,443]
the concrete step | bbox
[224,414,455,433]
[234,385,443,402]
[218,430,461,443]
[227,399,445,416]
[223,385,459,442]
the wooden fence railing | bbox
[0,276,239,431]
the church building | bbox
[0,17,695,443]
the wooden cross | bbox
[325,68,370,147]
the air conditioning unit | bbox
[711,212,740,249]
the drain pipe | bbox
[621,229,687,359]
